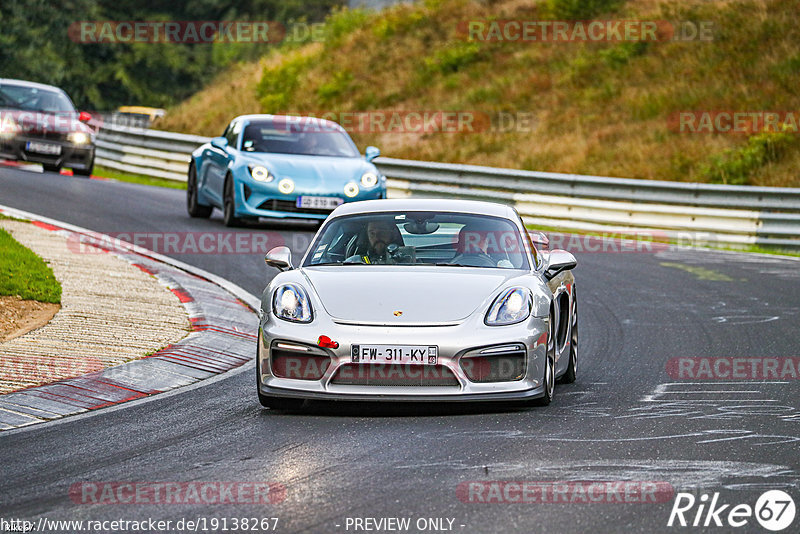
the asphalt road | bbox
[1,167,799,533]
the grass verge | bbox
[94,166,187,190]
[156,0,800,188]
[0,228,62,303]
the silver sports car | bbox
[257,199,578,409]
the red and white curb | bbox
[0,205,259,431]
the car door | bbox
[203,120,240,205]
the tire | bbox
[223,176,242,227]
[72,166,92,177]
[42,163,61,173]
[186,164,213,218]
[535,313,557,406]
[72,154,94,177]
[561,289,578,384]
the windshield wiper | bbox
[435,262,471,267]
[309,261,343,266]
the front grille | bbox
[257,199,335,215]
[24,131,69,142]
[330,364,460,387]
[270,349,330,380]
[460,347,526,383]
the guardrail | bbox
[96,123,800,250]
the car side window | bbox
[226,121,242,149]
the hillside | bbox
[155,0,800,187]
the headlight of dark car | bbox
[485,287,532,326]
[67,131,92,145]
[272,284,313,323]
[0,118,21,139]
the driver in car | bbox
[345,220,403,264]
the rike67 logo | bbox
[668,490,796,531]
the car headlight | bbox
[344,182,359,197]
[0,117,20,139]
[272,284,313,323]
[68,131,91,145]
[248,165,273,182]
[360,172,378,187]
[278,178,295,194]
[485,288,532,326]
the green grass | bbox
[94,166,187,190]
[0,228,62,303]
[157,0,800,188]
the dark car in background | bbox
[0,78,95,176]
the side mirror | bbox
[210,136,228,150]
[544,249,576,280]
[365,146,380,162]
[78,111,92,124]
[265,246,293,271]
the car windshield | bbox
[0,84,76,113]
[241,120,359,157]
[304,211,532,269]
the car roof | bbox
[232,114,345,131]
[0,78,67,94]
[330,198,519,219]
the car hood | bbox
[243,153,372,184]
[303,266,522,325]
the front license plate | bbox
[351,345,438,365]
[296,196,343,210]
[25,141,61,155]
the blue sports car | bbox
[187,114,386,226]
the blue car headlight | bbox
[485,288,532,326]
[344,182,359,197]
[248,165,274,182]
[273,284,313,323]
[360,172,378,187]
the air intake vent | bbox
[331,364,459,387]
[460,345,526,382]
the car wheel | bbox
[187,164,213,218]
[535,313,557,406]
[72,155,94,177]
[561,289,578,384]
[223,176,242,227]
[42,163,61,173]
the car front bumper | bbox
[0,136,94,170]
[257,312,550,402]
[234,179,386,220]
